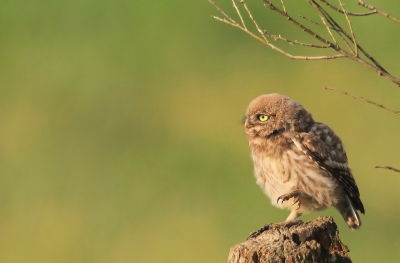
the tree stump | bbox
[228,216,352,263]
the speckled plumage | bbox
[244,94,364,229]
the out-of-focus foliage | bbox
[0,0,399,262]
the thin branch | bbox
[211,15,344,60]
[301,15,353,52]
[325,87,400,116]
[280,0,287,14]
[241,0,269,42]
[261,30,330,48]
[324,15,354,53]
[209,0,346,60]
[375,166,400,173]
[262,1,337,48]
[209,0,400,86]
[319,15,337,44]
[320,0,376,16]
[306,0,388,75]
[209,0,237,24]
[332,23,355,53]
[265,0,399,84]
[337,0,358,56]
[304,0,397,81]
[232,0,246,29]
[358,0,400,23]
[300,15,326,27]
[306,3,348,52]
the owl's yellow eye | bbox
[258,114,269,122]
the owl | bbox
[243,94,364,229]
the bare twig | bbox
[325,87,400,116]
[241,0,268,42]
[332,23,355,53]
[307,0,387,73]
[300,14,355,52]
[209,0,346,60]
[337,0,358,55]
[209,0,237,24]
[231,0,246,29]
[358,0,400,23]
[263,0,334,47]
[300,15,326,27]
[319,15,337,44]
[300,15,355,52]
[320,0,376,16]
[300,14,354,53]
[268,0,398,83]
[280,0,287,14]
[375,166,400,173]
[209,0,400,86]
[261,30,330,48]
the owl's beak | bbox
[244,121,249,129]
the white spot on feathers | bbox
[325,135,332,144]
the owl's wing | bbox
[291,122,365,214]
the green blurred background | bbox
[0,0,399,262]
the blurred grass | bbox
[0,0,399,262]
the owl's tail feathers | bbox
[336,196,362,230]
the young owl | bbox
[244,93,364,229]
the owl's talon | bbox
[277,190,302,209]
[293,198,301,210]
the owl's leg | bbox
[285,210,302,223]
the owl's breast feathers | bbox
[291,122,365,214]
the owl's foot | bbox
[246,224,271,240]
[277,189,302,210]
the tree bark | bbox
[228,216,352,263]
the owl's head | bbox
[244,93,314,138]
